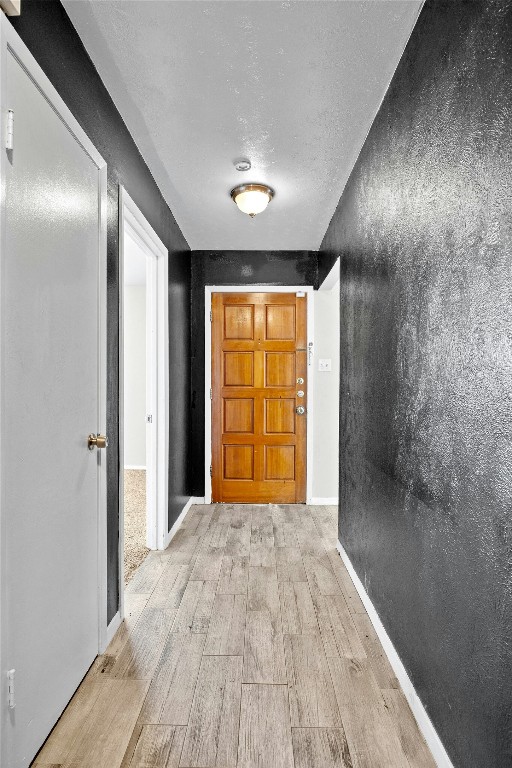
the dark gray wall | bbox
[190,251,318,495]
[10,1,191,623]
[319,1,512,765]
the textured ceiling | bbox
[63,0,422,250]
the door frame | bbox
[118,188,169,613]
[204,285,315,504]
[0,14,108,751]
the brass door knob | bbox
[88,433,109,451]
[296,406,305,415]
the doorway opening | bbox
[119,189,169,598]
[122,230,149,581]
[204,276,340,507]
[205,286,315,504]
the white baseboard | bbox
[124,465,146,471]
[104,610,122,651]
[336,541,453,768]
[310,497,339,505]
[161,496,205,550]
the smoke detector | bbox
[234,159,251,172]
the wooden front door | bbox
[211,292,307,503]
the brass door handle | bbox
[88,433,108,451]
[296,406,305,415]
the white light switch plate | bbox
[318,358,332,372]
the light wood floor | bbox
[33,504,435,768]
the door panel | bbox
[212,293,307,503]
[266,352,296,387]
[265,304,296,339]
[224,398,254,433]
[265,399,295,434]
[224,445,254,479]
[224,304,254,338]
[265,445,295,479]
[224,352,254,386]
[2,43,104,768]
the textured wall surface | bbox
[10,1,191,623]
[320,1,512,765]
[190,251,318,494]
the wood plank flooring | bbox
[33,505,435,768]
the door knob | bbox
[88,433,109,451]
[296,406,305,415]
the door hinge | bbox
[210,388,212,400]
[210,465,213,477]
[210,310,213,322]
[7,669,15,709]
[146,414,153,423]
[6,109,13,151]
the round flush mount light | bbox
[230,183,274,218]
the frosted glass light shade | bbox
[231,184,274,217]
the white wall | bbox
[312,282,340,501]
[124,284,146,467]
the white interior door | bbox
[0,21,106,768]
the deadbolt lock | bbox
[297,390,304,398]
[88,433,109,451]
[296,406,305,415]
[297,377,304,385]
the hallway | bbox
[0,2,507,765]
[33,504,434,768]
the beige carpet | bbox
[124,469,149,584]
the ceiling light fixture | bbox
[230,183,274,218]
